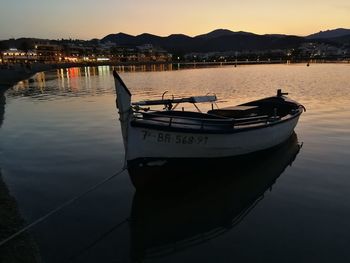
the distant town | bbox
[1,28,350,65]
[0,40,172,65]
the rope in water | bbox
[0,167,127,248]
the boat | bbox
[113,70,305,165]
[129,133,302,261]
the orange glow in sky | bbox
[0,0,349,39]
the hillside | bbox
[306,28,350,39]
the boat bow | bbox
[113,70,132,150]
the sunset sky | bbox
[0,0,349,40]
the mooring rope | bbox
[0,167,127,248]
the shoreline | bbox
[0,171,41,262]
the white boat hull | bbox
[125,115,300,161]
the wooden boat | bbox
[113,70,305,164]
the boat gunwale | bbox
[130,108,302,134]
[137,110,235,123]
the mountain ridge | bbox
[102,28,350,41]
[1,28,349,55]
[100,28,350,54]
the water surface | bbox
[1,64,350,262]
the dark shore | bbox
[0,171,42,263]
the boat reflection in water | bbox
[128,133,302,262]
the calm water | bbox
[1,64,350,262]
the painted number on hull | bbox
[142,130,208,145]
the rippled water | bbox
[1,64,350,262]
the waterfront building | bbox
[34,42,62,62]
[1,48,37,63]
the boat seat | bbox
[208,105,259,118]
[234,115,269,125]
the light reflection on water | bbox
[1,64,350,262]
